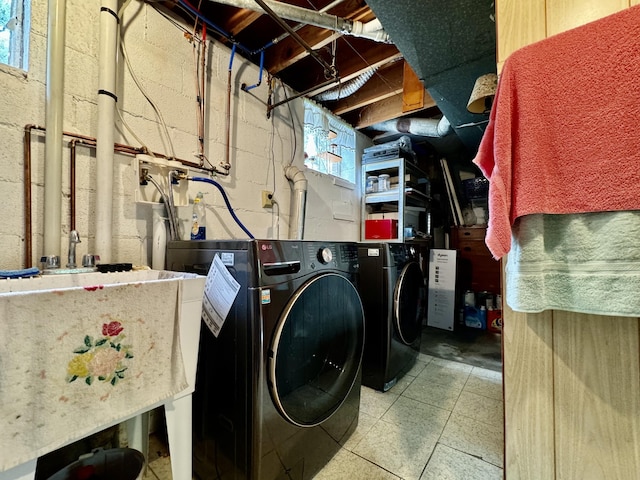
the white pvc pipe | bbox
[95,1,119,263]
[151,204,167,269]
[43,0,67,258]
[284,166,308,240]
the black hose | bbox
[190,177,255,239]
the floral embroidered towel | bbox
[0,278,187,471]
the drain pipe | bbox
[43,0,67,260]
[284,166,307,240]
[95,1,119,263]
[210,0,390,43]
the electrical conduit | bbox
[43,0,67,259]
[284,166,307,240]
[96,1,119,263]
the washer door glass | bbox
[393,261,425,345]
[269,273,365,427]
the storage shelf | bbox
[361,157,431,242]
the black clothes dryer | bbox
[357,242,425,392]
[167,239,365,480]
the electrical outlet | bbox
[261,190,273,208]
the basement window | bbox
[0,0,29,70]
[303,98,356,184]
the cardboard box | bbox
[365,219,398,239]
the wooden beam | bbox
[402,61,425,113]
[348,90,437,129]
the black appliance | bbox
[357,242,425,391]
[166,239,365,480]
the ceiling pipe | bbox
[252,0,336,78]
[371,116,452,138]
[43,0,67,260]
[209,0,391,43]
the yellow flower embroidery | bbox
[67,352,94,377]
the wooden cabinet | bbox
[450,226,500,295]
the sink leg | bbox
[164,395,192,480]
[0,458,36,480]
[125,412,150,475]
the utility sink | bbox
[0,269,206,480]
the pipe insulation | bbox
[43,0,67,259]
[314,67,378,102]
[284,166,308,240]
[96,1,119,263]
[210,0,390,43]
[371,116,452,138]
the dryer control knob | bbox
[317,247,333,264]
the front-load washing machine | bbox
[166,239,365,480]
[357,242,425,391]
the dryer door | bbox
[393,261,425,345]
[268,273,365,427]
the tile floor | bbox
[143,351,504,480]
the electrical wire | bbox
[119,1,177,160]
[144,174,179,240]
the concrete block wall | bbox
[0,0,364,271]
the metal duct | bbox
[284,166,308,240]
[209,0,390,43]
[371,116,452,138]
[314,67,378,102]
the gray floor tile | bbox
[416,359,473,389]
[341,409,378,451]
[311,449,401,480]
[402,374,464,411]
[420,444,504,480]
[439,412,504,468]
[464,369,503,401]
[380,395,450,436]
[359,386,399,419]
[353,419,438,480]
[452,390,504,429]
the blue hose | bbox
[190,177,255,239]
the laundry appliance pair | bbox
[357,242,426,392]
[166,239,365,480]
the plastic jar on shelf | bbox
[378,174,390,191]
[365,175,379,194]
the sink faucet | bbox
[67,230,81,268]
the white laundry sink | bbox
[0,269,205,480]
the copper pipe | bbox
[23,124,220,268]
[23,125,38,268]
[69,139,77,231]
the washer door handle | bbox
[263,261,301,276]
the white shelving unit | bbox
[361,158,431,243]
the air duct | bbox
[314,67,378,102]
[284,166,308,240]
[209,0,390,43]
[371,116,452,138]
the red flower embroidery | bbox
[102,321,124,337]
